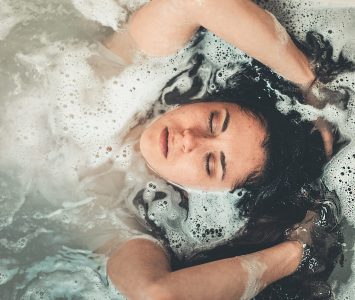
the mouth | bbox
[160,127,169,158]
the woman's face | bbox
[140,102,267,191]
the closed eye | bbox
[208,112,215,134]
[205,152,212,176]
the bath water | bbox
[0,0,354,299]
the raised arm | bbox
[107,238,303,300]
[108,0,332,156]
[125,0,315,88]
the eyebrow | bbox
[222,109,230,132]
[205,153,212,176]
[220,151,226,180]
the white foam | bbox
[239,257,267,300]
[71,0,128,30]
[0,2,22,40]
[309,0,355,8]
[134,178,248,260]
[117,0,149,12]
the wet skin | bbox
[140,102,268,191]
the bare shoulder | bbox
[103,28,138,64]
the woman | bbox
[104,0,349,299]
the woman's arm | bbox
[125,0,315,88]
[107,238,303,300]
[121,0,333,156]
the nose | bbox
[181,129,199,153]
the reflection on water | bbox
[0,0,354,299]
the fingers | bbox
[286,210,320,247]
[314,118,334,159]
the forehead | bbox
[167,101,239,120]
[222,107,267,183]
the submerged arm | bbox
[107,238,302,300]
[125,0,315,88]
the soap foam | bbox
[239,256,267,300]
[0,2,22,40]
[71,0,128,30]
[133,179,248,260]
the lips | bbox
[160,127,169,158]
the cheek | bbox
[140,130,157,162]
[169,108,204,128]
[166,159,206,187]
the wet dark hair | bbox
[151,31,352,299]
[132,32,355,300]
[161,46,325,249]
[159,31,353,247]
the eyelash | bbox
[208,111,216,134]
[205,153,212,176]
[206,111,218,176]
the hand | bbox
[285,183,343,276]
[286,182,342,247]
[301,79,348,160]
[286,210,319,247]
[302,79,349,110]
